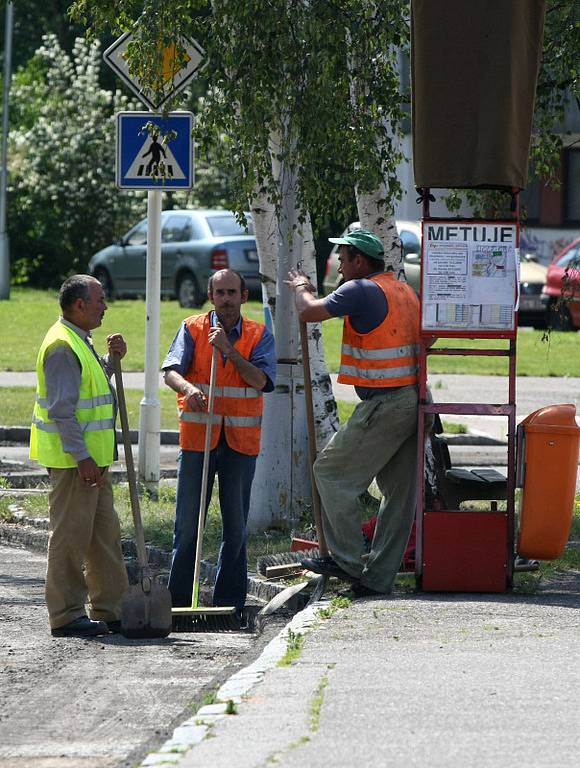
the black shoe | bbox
[340,582,386,599]
[105,620,122,633]
[300,556,358,583]
[51,615,109,638]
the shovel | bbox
[112,355,172,639]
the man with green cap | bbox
[287,228,420,597]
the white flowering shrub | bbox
[8,35,145,286]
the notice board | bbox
[421,220,518,337]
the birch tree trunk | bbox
[356,187,404,280]
[297,214,339,452]
[250,184,277,325]
[270,133,338,451]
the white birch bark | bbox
[298,214,340,451]
[250,185,277,321]
[270,133,339,451]
[356,187,404,280]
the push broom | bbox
[172,344,240,632]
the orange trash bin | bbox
[517,404,580,560]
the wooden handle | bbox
[112,354,149,571]
[299,321,328,557]
[191,344,219,608]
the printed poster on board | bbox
[421,220,518,334]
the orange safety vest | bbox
[177,313,266,456]
[337,272,420,388]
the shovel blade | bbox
[121,580,173,639]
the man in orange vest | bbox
[287,230,420,597]
[162,269,276,618]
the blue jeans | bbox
[168,433,257,612]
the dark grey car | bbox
[88,209,258,307]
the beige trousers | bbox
[45,467,129,629]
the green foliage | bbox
[69,1,408,226]
[318,594,352,619]
[8,34,145,286]
[0,0,86,69]
[278,629,305,666]
[67,0,578,235]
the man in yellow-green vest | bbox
[30,275,129,637]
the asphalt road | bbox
[0,542,290,768]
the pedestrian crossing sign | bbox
[116,111,194,190]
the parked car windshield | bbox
[126,220,147,246]
[205,214,254,237]
[162,215,192,243]
[400,229,421,257]
[556,245,580,269]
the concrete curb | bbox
[0,425,179,446]
[138,599,324,767]
[0,424,504,448]
[1,468,178,489]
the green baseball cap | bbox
[328,229,384,260]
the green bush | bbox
[8,35,145,287]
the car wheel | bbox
[546,301,572,331]
[93,268,114,300]
[177,272,204,308]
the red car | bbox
[542,237,580,330]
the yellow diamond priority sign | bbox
[104,29,204,111]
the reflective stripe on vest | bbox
[341,343,420,361]
[191,383,261,399]
[179,411,223,425]
[338,363,419,381]
[32,415,115,433]
[36,393,114,410]
[177,313,266,456]
[29,321,116,468]
[337,273,420,389]
[178,412,261,428]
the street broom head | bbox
[171,605,242,633]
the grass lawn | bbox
[0,483,305,568]
[1,487,578,585]
[0,386,356,428]
[1,288,580,377]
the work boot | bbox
[300,556,357,583]
[344,582,386,599]
[51,615,109,638]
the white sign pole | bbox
[138,189,162,493]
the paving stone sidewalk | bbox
[140,574,580,768]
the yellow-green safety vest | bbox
[29,321,115,468]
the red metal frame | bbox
[415,192,518,592]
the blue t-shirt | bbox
[162,311,276,392]
[323,276,388,333]
[323,276,390,399]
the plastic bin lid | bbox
[520,403,580,434]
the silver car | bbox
[88,209,259,307]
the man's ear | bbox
[241,289,249,305]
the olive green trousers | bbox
[314,385,418,593]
